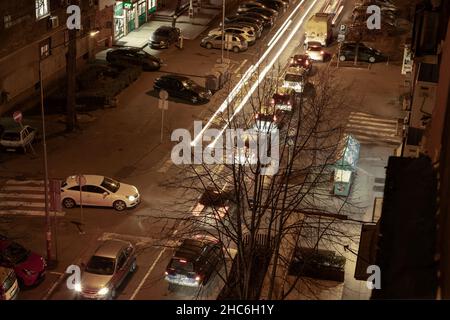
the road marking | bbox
[130,229,179,300]
[234,59,247,74]
[0,210,65,217]
[43,272,67,300]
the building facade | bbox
[0,0,111,115]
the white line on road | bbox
[130,229,178,300]
[0,210,65,217]
[234,59,248,74]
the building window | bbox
[40,38,51,59]
[36,0,50,20]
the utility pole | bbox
[66,24,77,131]
[39,60,53,266]
[221,0,225,63]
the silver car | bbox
[201,34,248,52]
[75,240,137,300]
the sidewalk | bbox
[114,7,221,48]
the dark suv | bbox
[338,42,386,63]
[154,75,212,104]
[149,26,180,49]
[106,47,161,71]
[165,237,222,288]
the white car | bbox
[208,26,256,45]
[61,175,140,211]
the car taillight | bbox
[255,113,259,119]
[179,259,187,264]
[305,60,309,65]
[320,51,324,55]
[273,115,277,122]
[290,58,294,64]
[165,271,168,275]
[195,275,201,282]
[287,101,291,105]
[270,98,275,105]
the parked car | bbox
[237,11,274,28]
[106,47,161,71]
[225,22,262,39]
[192,187,233,221]
[60,175,140,211]
[338,42,386,63]
[0,266,19,300]
[0,235,46,287]
[237,2,278,17]
[149,26,180,49]
[75,240,137,300]
[165,235,222,288]
[289,54,312,73]
[225,14,265,30]
[154,75,212,104]
[256,0,286,12]
[201,34,248,53]
[244,7,278,19]
[0,125,37,153]
[208,26,256,45]
[224,16,264,35]
[305,41,327,62]
[254,111,285,132]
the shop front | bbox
[113,0,160,41]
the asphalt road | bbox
[2,0,352,300]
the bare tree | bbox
[160,61,364,300]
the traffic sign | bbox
[337,34,346,43]
[158,99,168,110]
[339,24,347,33]
[159,89,169,100]
[13,111,22,123]
[75,175,86,186]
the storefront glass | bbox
[114,2,125,39]
[138,0,147,26]
[148,0,157,13]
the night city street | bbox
[1,0,450,313]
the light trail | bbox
[191,0,309,147]
[206,0,320,148]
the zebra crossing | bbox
[345,112,403,145]
[0,180,65,216]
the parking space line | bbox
[130,229,178,300]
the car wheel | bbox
[339,55,346,61]
[232,46,240,53]
[191,96,198,104]
[368,56,376,63]
[113,200,127,211]
[62,198,76,209]
[206,42,213,49]
[130,259,137,273]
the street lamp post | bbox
[39,60,53,265]
[221,0,225,63]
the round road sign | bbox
[75,175,87,186]
[13,111,22,123]
[159,89,169,100]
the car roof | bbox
[156,25,174,32]
[65,174,105,186]
[94,239,130,259]
[174,239,207,261]
[160,74,190,81]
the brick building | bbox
[0,0,113,115]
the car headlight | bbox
[128,195,136,201]
[74,283,82,292]
[98,287,109,296]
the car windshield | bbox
[1,132,20,141]
[182,80,199,89]
[170,258,194,272]
[85,256,115,275]
[308,46,322,51]
[101,177,120,193]
[3,242,30,264]
[285,74,303,82]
